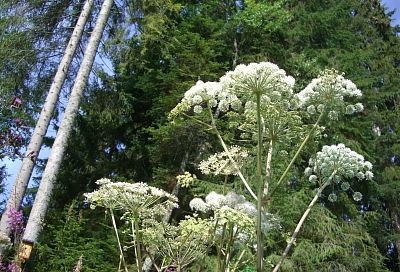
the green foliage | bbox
[290,206,388,272]
[29,203,119,271]
[238,0,291,32]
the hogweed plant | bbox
[272,144,373,272]
[84,178,178,272]
[190,191,280,271]
[141,215,211,271]
[170,62,367,271]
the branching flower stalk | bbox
[269,110,324,198]
[131,217,143,272]
[110,209,129,272]
[182,110,257,200]
[224,225,239,268]
[216,222,227,272]
[273,143,373,271]
[272,170,337,272]
[214,219,242,272]
[230,249,247,272]
[208,107,258,201]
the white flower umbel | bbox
[189,198,209,213]
[274,144,372,272]
[190,191,244,211]
[84,178,178,218]
[205,191,227,210]
[220,62,295,99]
[296,69,363,117]
[214,205,255,237]
[198,146,249,176]
[308,144,373,186]
[169,80,240,117]
[225,191,246,207]
[189,191,275,222]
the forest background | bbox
[0,0,400,271]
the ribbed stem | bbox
[273,170,336,272]
[133,218,143,272]
[256,92,264,272]
[110,210,129,272]
[270,111,324,198]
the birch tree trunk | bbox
[0,0,93,240]
[18,0,113,262]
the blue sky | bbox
[382,0,400,25]
[1,0,400,201]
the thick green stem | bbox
[133,218,143,272]
[110,209,129,272]
[256,93,264,272]
[270,111,324,198]
[272,170,336,272]
[225,226,239,268]
[263,139,274,203]
[256,138,274,272]
[216,223,227,272]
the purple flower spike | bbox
[7,208,24,234]
[7,262,17,272]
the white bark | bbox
[22,0,113,244]
[0,0,94,239]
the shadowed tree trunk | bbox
[0,0,94,243]
[17,0,114,263]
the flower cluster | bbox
[305,144,373,201]
[141,216,210,269]
[189,191,280,247]
[84,178,178,218]
[220,62,295,98]
[7,208,24,234]
[178,216,211,241]
[190,191,281,232]
[189,191,255,215]
[296,69,363,119]
[214,206,256,241]
[0,257,17,272]
[169,62,296,119]
[169,80,240,117]
[198,146,248,176]
[176,172,197,188]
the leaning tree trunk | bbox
[18,0,113,263]
[0,0,94,242]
